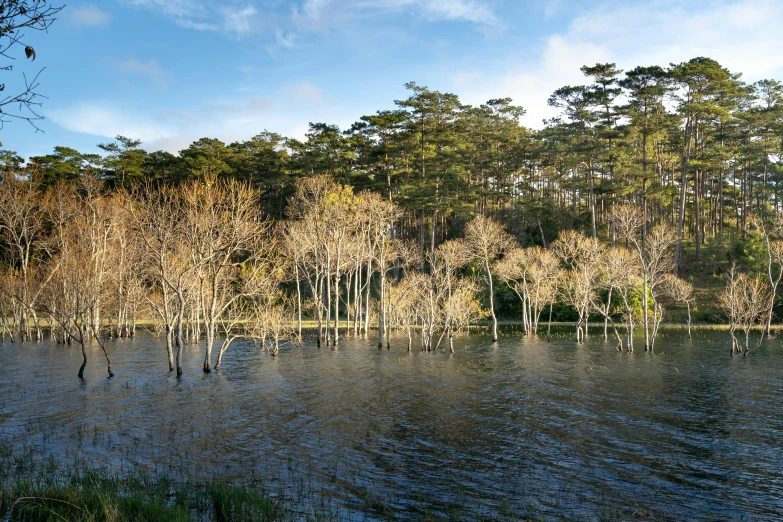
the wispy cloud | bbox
[221,5,257,35]
[124,0,498,43]
[124,1,260,36]
[284,81,326,109]
[415,0,498,25]
[293,0,499,29]
[49,103,177,142]
[124,0,203,19]
[452,0,783,128]
[49,82,342,153]
[275,30,296,48]
[116,59,170,86]
[67,4,112,27]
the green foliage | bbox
[730,233,767,274]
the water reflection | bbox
[1,328,782,519]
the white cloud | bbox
[284,81,325,109]
[124,0,203,19]
[221,5,257,34]
[293,0,499,29]
[452,0,783,128]
[416,0,498,25]
[126,0,497,43]
[117,59,170,86]
[453,34,611,127]
[130,2,259,36]
[50,83,348,153]
[67,4,112,27]
[49,104,177,142]
[275,30,296,48]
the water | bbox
[1,328,782,520]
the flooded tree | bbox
[0,177,51,341]
[593,247,641,351]
[495,246,559,336]
[663,275,695,339]
[748,212,783,337]
[359,192,404,348]
[129,184,194,374]
[553,230,604,343]
[612,204,676,351]
[179,180,268,373]
[438,278,486,352]
[40,178,114,379]
[388,276,420,351]
[464,216,514,342]
[720,266,771,356]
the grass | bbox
[0,471,283,522]
[0,443,691,522]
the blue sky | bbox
[4,0,783,159]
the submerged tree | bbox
[612,204,676,351]
[663,275,694,339]
[720,266,771,356]
[495,246,559,336]
[464,216,514,342]
[553,230,603,343]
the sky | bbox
[4,0,783,159]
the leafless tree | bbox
[357,192,404,348]
[464,215,515,342]
[748,212,783,338]
[0,1,64,130]
[612,204,677,351]
[0,176,51,340]
[179,180,269,373]
[128,185,188,372]
[553,230,603,343]
[593,247,641,351]
[39,179,114,379]
[495,246,560,336]
[720,265,771,356]
[663,275,694,339]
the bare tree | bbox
[357,192,403,348]
[40,180,114,379]
[179,180,268,373]
[663,275,694,339]
[128,184,194,374]
[464,215,515,342]
[388,275,420,351]
[0,1,64,130]
[612,204,676,351]
[438,277,486,352]
[495,246,559,336]
[553,230,603,343]
[720,265,771,356]
[748,212,783,338]
[593,247,641,351]
[287,175,342,346]
[0,176,51,340]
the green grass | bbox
[0,443,690,522]
[0,472,288,522]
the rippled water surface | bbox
[2,328,783,520]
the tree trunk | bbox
[485,258,498,342]
[175,288,185,376]
[377,266,385,348]
[364,260,372,339]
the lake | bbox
[1,328,782,520]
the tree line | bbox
[4,57,782,269]
[2,56,783,377]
